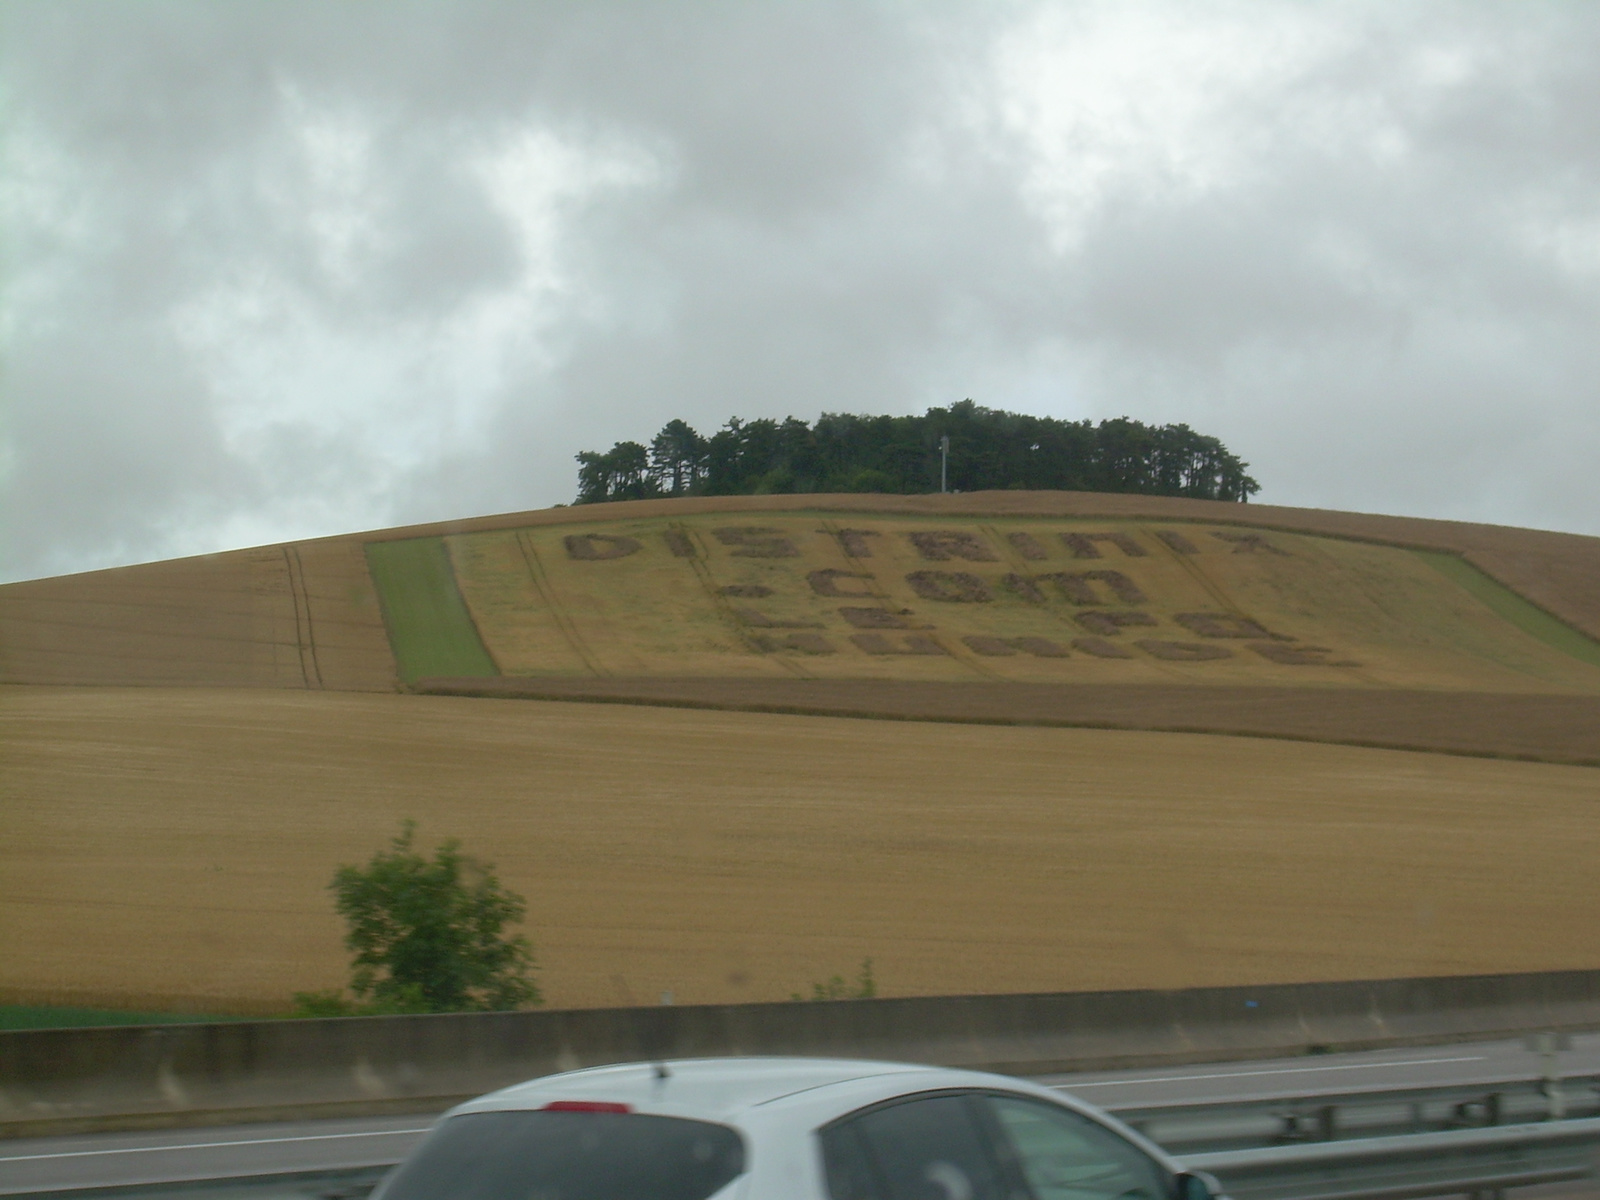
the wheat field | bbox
[5,685,1598,1014]
[439,515,1600,691]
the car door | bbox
[979,1093,1172,1200]
[819,1091,1020,1200]
[819,1090,1174,1200]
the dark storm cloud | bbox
[4,1,1600,581]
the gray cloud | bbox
[4,0,1600,581]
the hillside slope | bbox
[6,493,1600,1010]
[7,492,1600,684]
[5,492,1600,761]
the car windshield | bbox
[377,1109,747,1200]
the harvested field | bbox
[5,686,1599,1014]
[0,539,394,691]
[7,491,1600,694]
[8,495,1600,1014]
[355,489,1600,645]
[426,513,1600,693]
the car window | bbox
[822,1093,1017,1200]
[821,1119,884,1200]
[375,1110,745,1200]
[985,1096,1170,1200]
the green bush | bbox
[791,958,876,1002]
[293,821,540,1016]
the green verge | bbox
[365,538,499,683]
[1413,549,1600,669]
[0,1005,239,1030]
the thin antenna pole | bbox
[940,435,949,494]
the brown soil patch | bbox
[413,678,1600,766]
[4,686,1598,1014]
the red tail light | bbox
[541,1100,632,1113]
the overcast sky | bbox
[4,1,1600,582]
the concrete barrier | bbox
[5,969,1600,1137]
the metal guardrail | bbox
[1099,1072,1600,1155]
[1187,1116,1600,1200]
[0,1168,389,1200]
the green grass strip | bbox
[1413,549,1600,669]
[0,1005,240,1030]
[365,538,499,683]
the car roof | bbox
[444,1057,1183,1173]
[454,1057,983,1123]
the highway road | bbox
[1038,1030,1600,1107]
[7,1034,1600,1196]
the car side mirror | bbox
[1175,1170,1227,1200]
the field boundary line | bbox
[409,678,1600,769]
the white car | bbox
[372,1057,1226,1200]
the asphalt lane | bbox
[0,1114,433,1196]
[7,1035,1600,1194]
[1043,1031,1600,1109]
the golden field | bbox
[7,490,1600,696]
[5,493,1600,1013]
[4,685,1598,1014]
[442,514,1600,691]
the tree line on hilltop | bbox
[573,400,1260,504]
